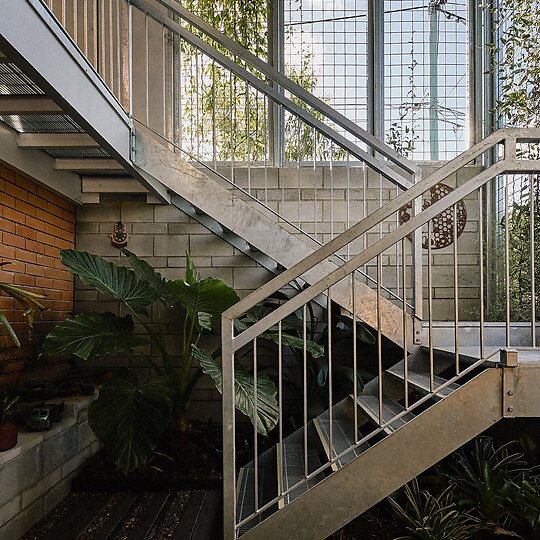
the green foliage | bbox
[443,437,530,528]
[88,372,175,474]
[0,262,46,347]
[389,479,478,540]
[0,392,19,425]
[194,345,279,436]
[43,313,148,361]
[43,250,284,473]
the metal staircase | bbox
[1,3,540,539]
[221,129,540,539]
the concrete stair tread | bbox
[313,411,369,469]
[387,367,460,399]
[352,394,414,433]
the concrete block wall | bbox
[217,163,483,320]
[75,199,274,422]
[0,396,99,540]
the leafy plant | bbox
[389,479,478,540]
[0,262,46,347]
[0,392,19,425]
[442,437,532,534]
[42,250,315,474]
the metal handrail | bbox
[130,0,414,190]
[144,0,420,179]
[224,127,540,324]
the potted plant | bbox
[0,392,19,451]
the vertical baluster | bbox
[83,0,89,58]
[73,0,78,42]
[229,71,234,184]
[62,0,66,26]
[162,22,166,138]
[116,1,121,104]
[327,288,333,460]
[263,94,269,207]
[453,203,460,375]
[427,220,434,391]
[330,142,334,240]
[346,152,351,261]
[303,304,308,478]
[352,272,358,443]
[377,255,383,426]
[278,321,284,503]
[178,35,183,150]
[195,50,200,159]
[402,238,408,408]
[253,338,259,512]
[505,174,511,346]
[530,174,536,347]
[127,1,133,119]
[479,187,485,358]
[246,85,251,194]
[108,0,113,92]
[100,0,105,78]
[145,13,149,127]
[396,184,400,297]
[212,61,217,169]
[297,120,301,228]
[313,127,318,241]
[362,163,367,255]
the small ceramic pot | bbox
[0,423,18,451]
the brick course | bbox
[0,163,76,386]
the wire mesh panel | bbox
[283,0,369,135]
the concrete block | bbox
[189,234,234,257]
[121,201,154,222]
[154,234,190,256]
[61,447,91,479]
[77,200,120,222]
[43,477,70,515]
[132,222,168,234]
[0,496,21,525]
[154,204,190,223]
[21,467,61,509]
[77,421,96,452]
[77,234,121,257]
[0,445,42,506]
[42,425,78,476]
[0,498,43,540]
[168,222,208,235]
[233,267,273,290]
[122,234,153,256]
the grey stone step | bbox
[313,410,369,470]
[352,394,414,434]
[387,367,460,399]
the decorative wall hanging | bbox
[399,183,467,249]
[110,221,128,248]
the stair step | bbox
[236,466,265,533]
[278,442,323,507]
[352,394,414,434]
[387,367,460,399]
[313,411,369,470]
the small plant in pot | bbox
[0,392,20,451]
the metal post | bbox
[367,0,384,145]
[222,315,237,540]
[268,0,284,166]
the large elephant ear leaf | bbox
[185,253,200,285]
[88,373,174,475]
[193,345,278,436]
[43,312,147,361]
[166,276,239,329]
[60,250,158,314]
[121,249,173,303]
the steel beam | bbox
[0,95,62,114]
[0,122,84,203]
[82,177,148,193]
[16,132,100,148]
[0,0,169,203]
[53,158,124,171]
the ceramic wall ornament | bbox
[110,221,128,248]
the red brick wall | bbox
[0,163,76,387]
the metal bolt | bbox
[507,406,514,412]
[507,390,514,396]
